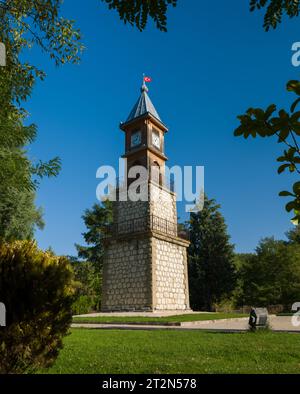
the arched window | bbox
[151,161,160,185]
[128,160,145,193]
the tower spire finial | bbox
[125,75,161,123]
[141,73,148,92]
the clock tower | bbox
[101,80,191,312]
[120,80,168,188]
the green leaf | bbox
[291,98,300,113]
[287,80,300,95]
[277,155,286,162]
[289,164,296,172]
[293,182,300,194]
[234,127,244,137]
[279,191,294,197]
[265,104,276,118]
[279,127,290,140]
[286,201,295,212]
[278,164,289,174]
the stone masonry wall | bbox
[101,237,153,311]
[154,238,189,310]
[149,182,177,223]
[116,199,149,224]
[101,182,189,312]
[113,182,177,237]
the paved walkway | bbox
[181,315,300,332]
[74,311,202,318]
[72,316,300,333]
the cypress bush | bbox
[0,241,75,373]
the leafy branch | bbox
[250,0,300,30]
[0,0,83,66]
[32,157,62,180]
[234,80,300,224]
[101,0,177,32]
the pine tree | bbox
[75,200,113,270]
[73,200,113,311]
[188,195,236,311]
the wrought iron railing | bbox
[151,215,177,237]
[104,214,189,241]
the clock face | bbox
[131,131,141,147]
[152,131,160,149]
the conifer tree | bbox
[188,195,236,311]
[76,200,113,269]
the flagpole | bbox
[142,73,147,92]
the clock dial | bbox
[152,131,160,149]
[131,131,141,147]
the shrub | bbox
[72,295,97,315]
[213,299,236,313]
[71,260,102,313]
[0,241,75,373]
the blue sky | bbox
[26,0,300,255]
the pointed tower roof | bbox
[126,80,161,123]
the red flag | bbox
[144,76,152,82]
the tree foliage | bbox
[102,0,300,33]
[235,2,300,224]
[71,259,102,314]
[286,224,300,244]
[250,0,300,30]
[188,195,236,311]
[0,241,75,373]
[101,0,177,32]
[76,200,113,268]
[0,0,76,240]
[234,81,300,224]
[235,237,300,308]
[71,201,113,313]
[0,112,61,240]
[0,110,62,240]
[0,0,176,241]
[0,189,44,241]
[0,0,82,72]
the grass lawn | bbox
[40,329,300,374]
[72,312,247,324]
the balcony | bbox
[103,214,189,241]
